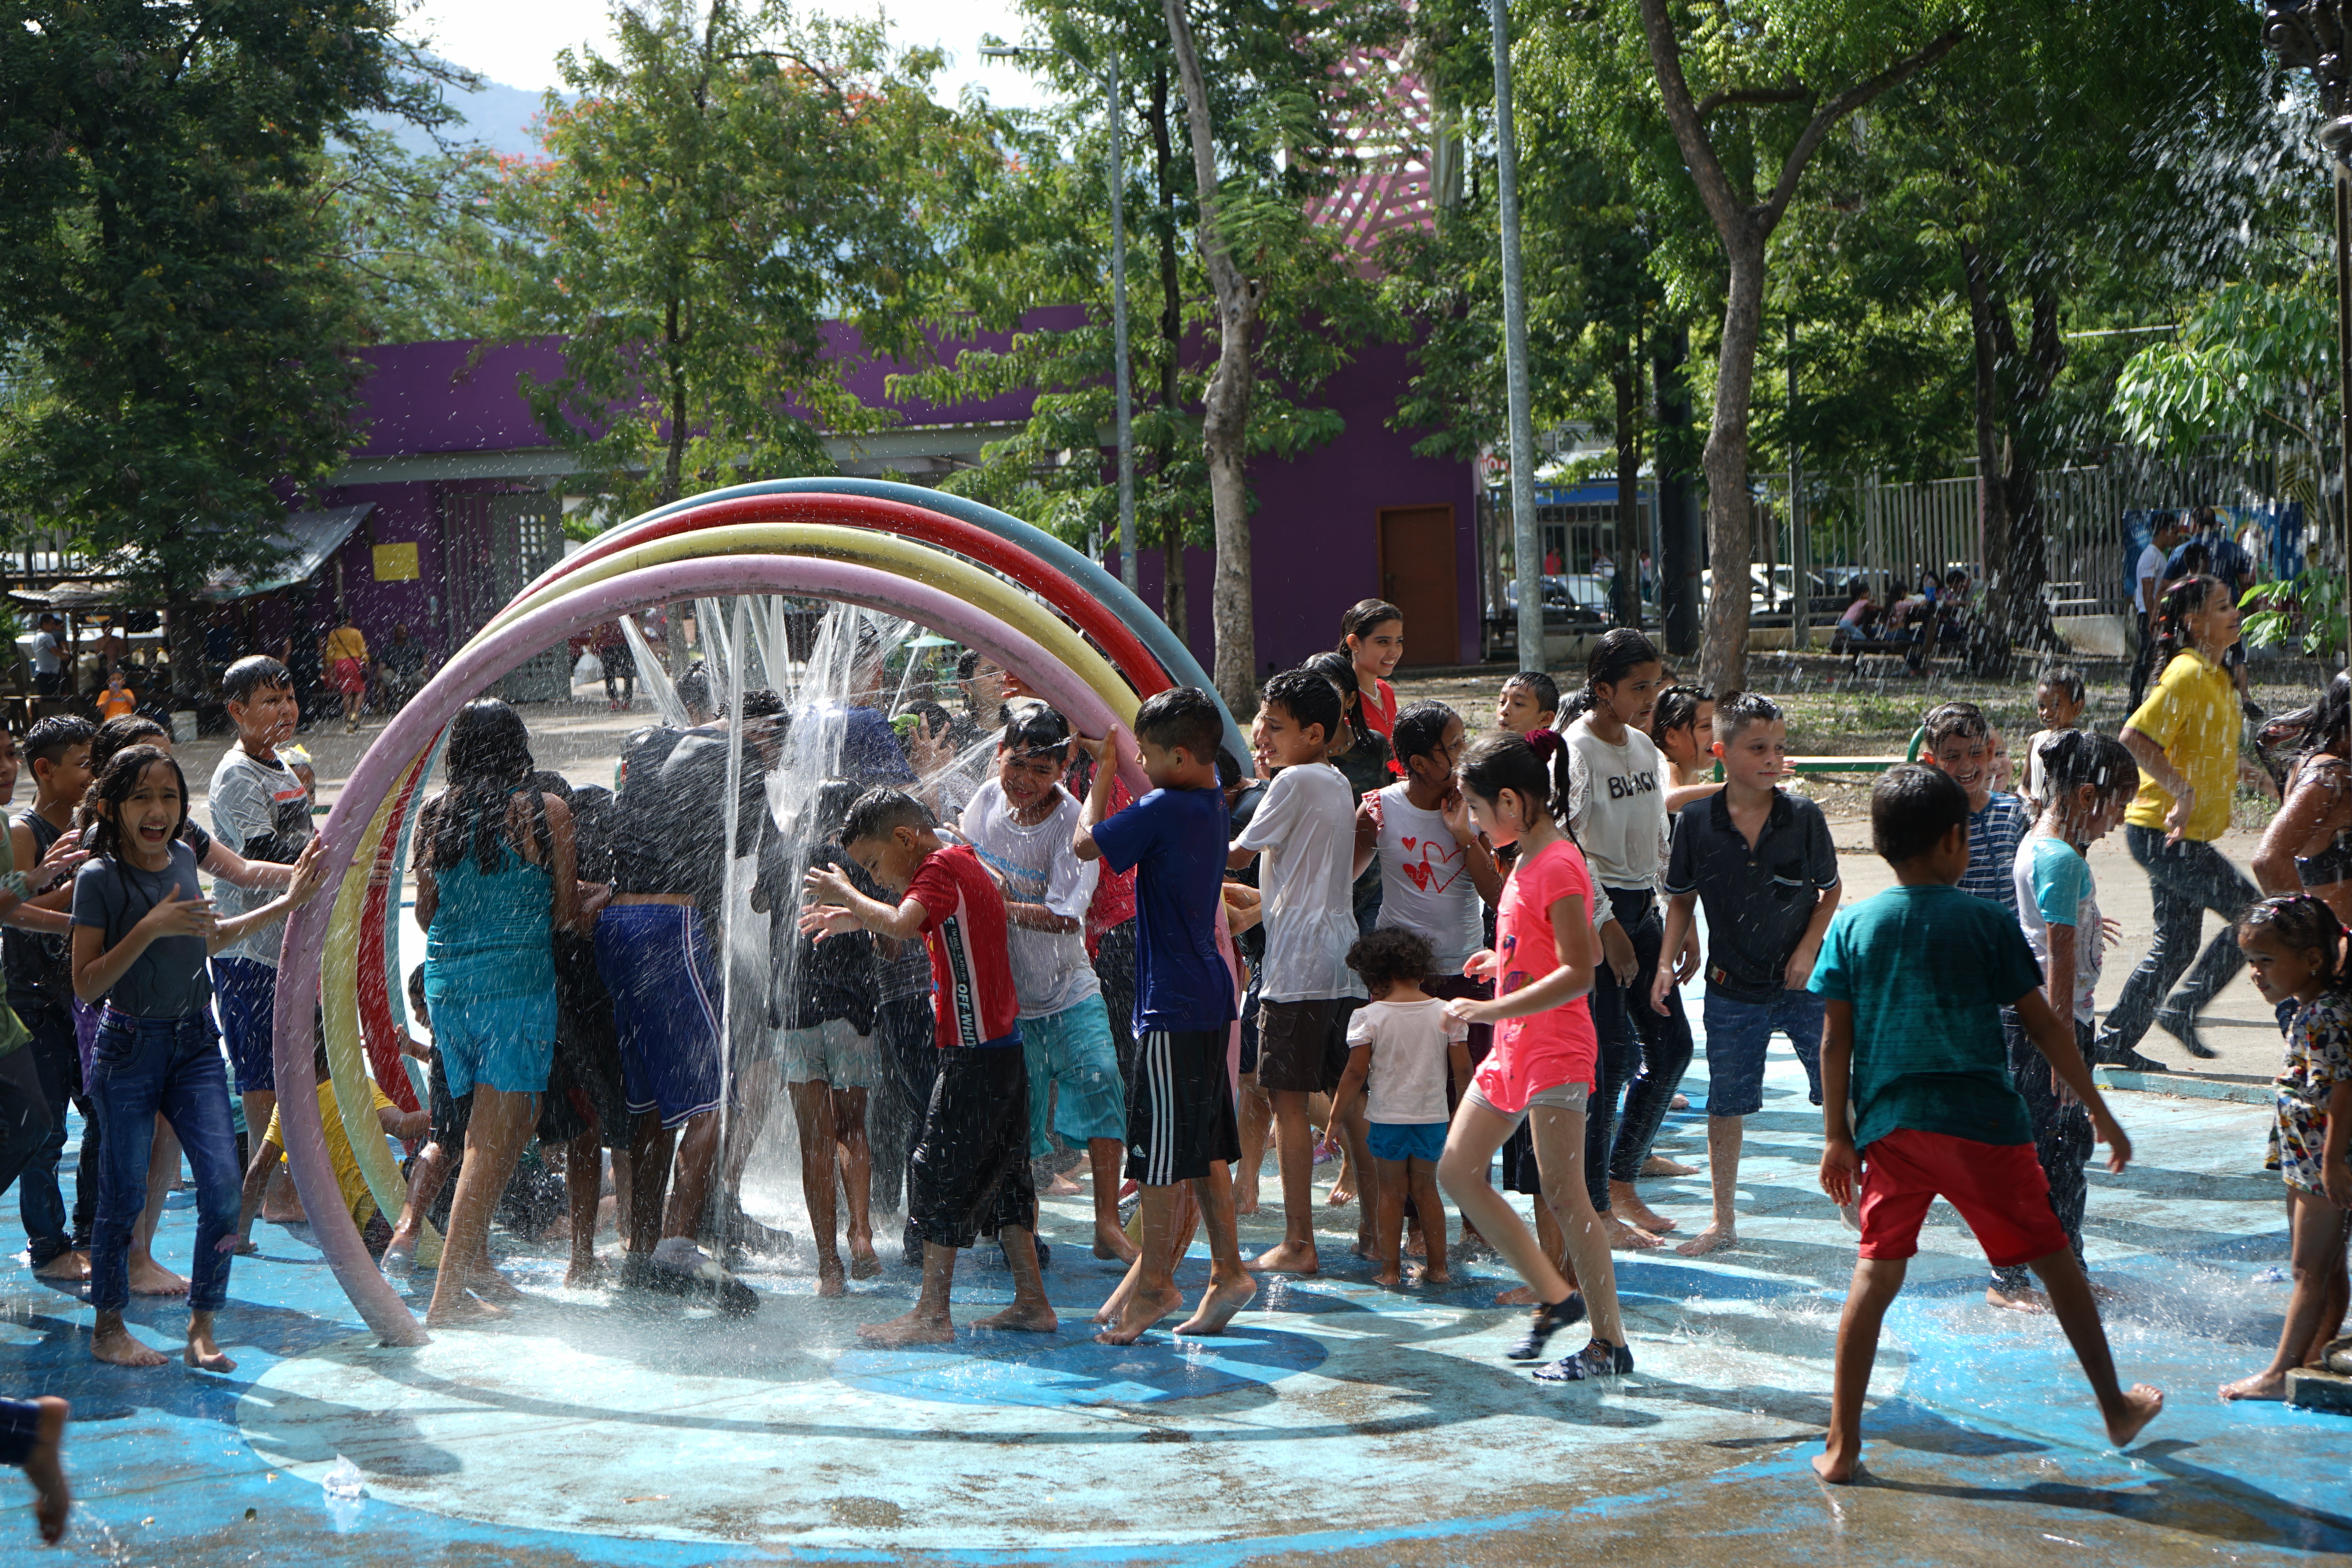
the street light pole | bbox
[984,42,1139,597]
[1488,0,1543,675]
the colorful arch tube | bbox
[275,555,1154,1343]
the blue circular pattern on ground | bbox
[832,1325,1327,1408]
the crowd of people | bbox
[10,555,2352,1536]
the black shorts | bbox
[1126,1030,1242,1185]
[427,1054,473,1151]
[1256,998,1351,1094]
[908,1046,1038,1249]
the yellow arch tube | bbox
[475,524,1142,732]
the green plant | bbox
[2240,573,2346,663]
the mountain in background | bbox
[363,70,560,162]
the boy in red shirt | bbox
[802,787,1056,1345]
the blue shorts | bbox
[211,956,278,1095]
[423,978,556,1099]
[1367,1120,1449,1164]
[1022,994,1127,1159]
[1699,986,1825,1118]
[595,904,724,1129]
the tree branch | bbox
[1760,28,1965,232]
[1695,83,1811,122]
[1633,0,1751,240]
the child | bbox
[1988,726,2015,798]
[208,657,316,1185]
[1077,689,1254,1342]
[1229,669,1369,1274]
[1495,671,1559,735]
[1990,730,2138,1312]
[1306,652,1395,942]
[2221,895,2352,1401]
[1650,685,1720,811]
[1922,701,2026,917]
[961,705,1132,1263]
[1339,600,1405,750]
[2023,664,2087,812]
[235,1033,427,1256]
[1560,630,1690,1250]
[9,716,94,1281]
[1334,928,1469,1288]
[1651,693,1840,1257]
[96,670,135,723]
[0,1393,68,1544]
[324,613,370,733]
[801,787,1055,1344]
[1808,764,2162,1483]
[71,744,322,1369]
[1435,732,1629,1382]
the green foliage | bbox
[2242,570,2346,663]
[2114,280,2339,457]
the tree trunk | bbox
[1699,230,1767,691]
[1163,0,1261,715]
[163,595,205,706]
[1163,527,1188,640]
[1962,243,2062,670]
[1612,348,1642,629]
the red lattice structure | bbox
[1305,46,1450,270]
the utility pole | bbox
[1789,318,1808,650]
[1488,0,1542,673]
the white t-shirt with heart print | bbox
[1371,782,1486,975]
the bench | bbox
[1712,755,1909,781]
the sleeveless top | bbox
[423,793,555,1001]
[2295,757,2352,887]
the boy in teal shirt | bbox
[1805,764,2163,1483]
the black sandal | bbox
[1532,1338,1634,1382]
[1504,1292,1587,1360]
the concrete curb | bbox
[2094,1066,2272,1106]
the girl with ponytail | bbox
[1338,601,1405,748]
[2221,894,2352,1401]
[2254,672,2352,925]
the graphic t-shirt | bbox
[209,744,314,967]
[1092,784,1236,1034]
[1473,837,1599,1113]
[71,843,210,1018]
[1371,782,1486,974]
[2014,833,2101,1024]
[1235,763,1364,1003]
[960,780,1102,1019]
[1348,996,1468,1124]
[1565,716,1669,897]
[906,844,1021,1049]
[2124,649,2236,842]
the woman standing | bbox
[2254,674,2352,927]
[413,700,580,1326]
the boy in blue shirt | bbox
[1076,688,1254,1344]
[1807,764,2163,1483]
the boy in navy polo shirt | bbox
[1650,693,1840,1257]
[1076,688,1254,1344]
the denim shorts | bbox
[1698,986,1825,1118]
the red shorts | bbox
[331,657,366,695]
[1857,1127,2070,1269]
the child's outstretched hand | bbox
[802,862,853,905]
[284,838,328,909]
[2091,1110,2133,1173]
[1073,724,1118,765]
[798,902,862,941]
[1461,948,1497,983]
[1442,994,1499,1027]
[34,828,87,892]
[1818,1138,1862,1207]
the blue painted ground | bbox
[4,1016,2348,1564]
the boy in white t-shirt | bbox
[1333,927,1468,1288]
[961,703,1134,1264]
[1230,669,1368,1275]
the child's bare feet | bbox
[1605,1216,1664,1251]
[1093,1224,1141,1265]
[1234,1182,1260,1216]
[2105,1384,2165,1445]
[1811,1443,1863,1485]
[1495,1285,1538,1306]
[1173,1274,1256,1336]
[1045,1170,1083,1197]
[91,1318,168,1368]
[129,1256,189,1296]
[974,1301,1058,1334]
[424,1292,509,1328]
[1373,1265,1403,1289]
[2219,1368,2288,1401]
[465,1266,526,1304]
[849,1248,883,1280]
[1249,1240,1319,1275]
[1325,1177,1356,1207]
[1095,1266,1137,1325]
[1411,1263,1452,1288]
[1611,1184,1677,1234]
[22,1395,69,1543]
[1402,1227,1425,1259]
[816,1258,846,1299]
[565,1253,607,1288]
[1096,1283,1180,1343]
[858,1308,955,1345]
[1642,1153,1697,1177]
[1984,1282,2049,1313]
[183,1317,236,1374]
[34,1249,89,1283]
[1675,1223,1735,1258]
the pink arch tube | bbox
[272,555,1152,1343]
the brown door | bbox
[1377,505,1458,666]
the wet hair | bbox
[1303,651,1361,715]
[1263,668,1343,747]
[1587,628,1662,691]
[1347,926,1435,995]
[1921,700,1989,750]
[424,699,538,875]
[2239,894,2352,994]
[529,768,574,803]
[1710,690,1781,745]
[1216,748,1242,790]
[87,715,166,777]
[956,648,983,681]
[2040,730,2137,810]
[406,965,428,1029]
[1650,685,1713,747]
[83,745,189,865]
[675,664,714,715]
[2263,672,2352,771]
[1338,599,1404,654]
[2035,664,2086,707]
[221,655,293,707]
[1871,763,1968,864]
[1502,670,1559,717]
[1459,730,1570,831]
[24,714,94,773]
[740,687,786,723]
[2152,573,2228,666]
[1392,701,1459,767]
[1001,701,1072,760]
[901,698,955,741]
[1133,686,1222,764]
[840,786,934,846]
[809,778,863,844]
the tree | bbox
[491,0,1005,517]
[0,0,458,695]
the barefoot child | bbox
[2221,895,2352,1400]
[1651,693,1840,1257]
[802,787,1055,1343]
[1809,764,2162,1482]
[1334,928,1468,1287]
[235,1033,427,1256]
[1077,691,1254,1342]
[0,1394,68,1544]
[71,745,323,1369]
[1989,731,2138,1313]
[10,717,96,1281]
[1494,671,1558,735]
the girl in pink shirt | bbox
[1436,730,1629,1383]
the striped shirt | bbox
[1959,793,2029,916]
[907,844,1022,1049]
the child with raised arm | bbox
[1075,689,1255,1343]
[801,788,1055,1345]
[1650,693,1840,1257]
[1334,928,1468,1288]
[1648,686,1720,812]
[71,745,323,1370]
[1808,764,2162,1483]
